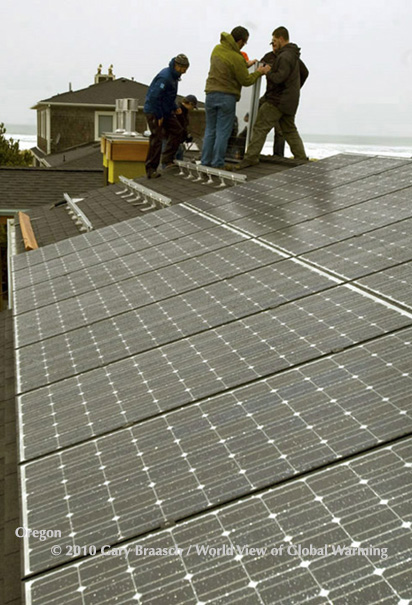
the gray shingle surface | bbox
[32,142,103,170]
[36,77,204,108]
[0,167,103,212]
[36,78,150,106]
[13,157,296,253]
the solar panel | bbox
[18,288,412,461]
[259,155,409,188]
[12,223,247,292]
[13,155,412,603]
[303,219,412,280]
[20,329,412,572]
[23,439,412,602]
[13,239,284,317]
[12,205,208,273]
[185,163,412,244]
[358,262,412,309]
[260,187,412,255]
[19,257,306,348]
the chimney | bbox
[94,64,115,84]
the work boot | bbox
[237,158,259,169]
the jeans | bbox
[201,92,237,168]
[246,101,307,161]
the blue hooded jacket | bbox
[143,58,181,119]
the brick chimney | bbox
[94,64,116,84]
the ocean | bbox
[5,131,412,161]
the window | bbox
[95,112,115,139]
[38,107,51,153]
[40,110,47,139]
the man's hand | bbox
[257,64,271,75]
[247,59,257,68]
[158,117,164,127]
[175,107,183,115]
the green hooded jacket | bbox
[205,32,262,100]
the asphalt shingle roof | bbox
[0,167,104,212]
[36,78,150,106]
[36,77,205,108]
[12,157,299,253]
[31,142,103,170]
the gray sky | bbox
[2,0,412,136]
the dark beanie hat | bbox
[175,54,190,67]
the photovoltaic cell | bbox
[14,205,213,273]
[225,164,412,239]
[14,155,412,603]
[20,329,412,573]
[13,238,284,317]
[358,261,412,309]
[17,290,412,460]
[24,439,412,602]
[15,259,337,388]
[16,257,328,347]
[260,187,412,255]
[12,223,247,292]
[190,160,412,232]
[13,204,202,271]
[302,218,412,280]
[283,155,409,182]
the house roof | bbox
[13,157,298,253]
[0,166,103,213]
[34,78,150,107]
[10,153,412,603]
[31,142,103,170]
[33,77,205,109]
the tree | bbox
[0,122,33,166]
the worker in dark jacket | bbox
[261,42,308,157]
[239,27,308,167]
[161,94,198,164]
[143,54,189,178]
[175,94,198,160]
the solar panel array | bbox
[12,154,412,603]
[24,440,412,605]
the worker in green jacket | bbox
[201,26,270,168]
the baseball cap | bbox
[184,94,198,108]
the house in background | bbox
[31,65,205,167]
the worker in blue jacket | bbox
[144,54,190,178]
